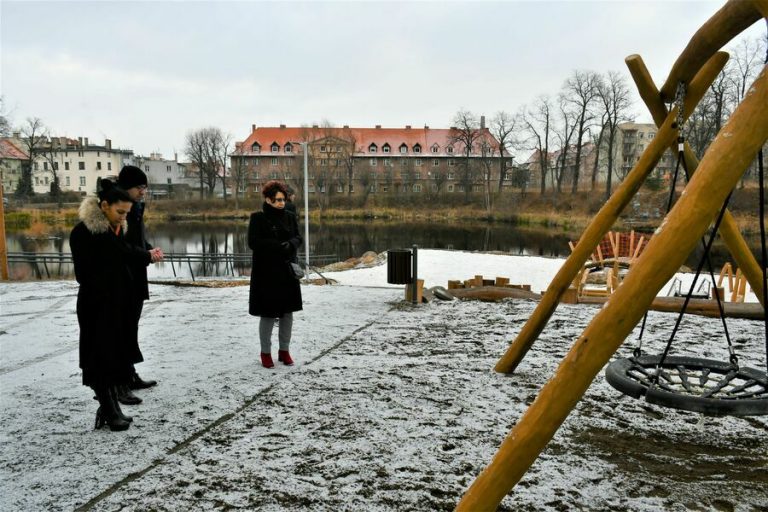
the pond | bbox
[4,219,763,280]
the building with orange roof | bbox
[0,138,29,195]
[232,123,508,202]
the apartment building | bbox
[0,138,29,194]
[20,136,134,194]
[131,152,193,198]
[232,123,504,198]
[617,122,675,179]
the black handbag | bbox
[289,261,305,279]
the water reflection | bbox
[4,220,763,279]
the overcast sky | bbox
[1,1,765,159]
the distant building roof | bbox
[238,125,500,156]
[0,138,29,160]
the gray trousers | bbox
[259,313,293,353]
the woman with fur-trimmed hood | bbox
[70,180,151,431]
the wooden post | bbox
[493,51,726,375]
[404,279,424,303]
[0,184,8,281]
[627,53,765,306]
[457,56,768,512]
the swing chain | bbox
[674,81,687,149]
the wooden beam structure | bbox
[494,51,727,375]
[459,1,768,509]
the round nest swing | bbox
[606,355,768,416]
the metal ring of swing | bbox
[605,355,768,416]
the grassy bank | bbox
[4,186,764,236]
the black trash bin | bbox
[387,249,412,284]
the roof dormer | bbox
[251,142,261,153]
[382,143,391,153]
[399,143,408,154]
[271,142,280,153]
[368,143,378,153]
[413,143,422,154]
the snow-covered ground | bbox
[1,249,766,511]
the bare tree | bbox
[185,127,221,198]
[561,70,600,193]
[521,97,553,194]
[230,142,251,209]
[16,117,48,198]
[552,98,578,195]
[490,111,518,194]
[596,71,632,200]
[448,109,482,203]
[0,97,11,137]
[39,137,64,206]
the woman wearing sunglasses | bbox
[247,180,303,368]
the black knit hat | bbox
[118,165,148,189]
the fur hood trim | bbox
[78,197,129,235]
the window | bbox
[448,172,455,180]
[382,143,391,153]
[271,143,279,153]
[337,184,344,193]
[383,158,391,167]
[320,159,328,166]
[309,185,316,193]
[319,185,326,193]
[447,184,454,192]
[65,176,70,187]
[285,143,293,153]
[43,162,48,171]
[35,177,40,185]
[413,144,421,153]
[34,162,39,171]
[349,184,354,193]
[382,185,389,193]
[413,184,422,192]
[433,159,439,166]
[78,162,85,170]
[251,143,261,153]
[449,159,455,166]
[107,162,112,171]
[370,158,377,167]
[399,144,408,154]
[320,145,327,152]
[270,172,279,179]
[639,132,644,139]
[53,162,59,171]
[167,165,172,172]
[447,146,454,154]
[431,145,439,153]
[145,165,150,172]
[79,176,86,187]
[96,162,102,170]
[167,178,172,184]
[271,157,278,166]
[65,162,70,171]
[368,144,377,153]
[415,158,422,166]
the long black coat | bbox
[70,198,151,388]
[248,202,303,317]
[124,200,152,301]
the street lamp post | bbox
[291,141,311,270]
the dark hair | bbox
[262,180,288,200]
[97,179,132,205]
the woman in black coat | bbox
[70,180,151,431]
[248,180,303,369]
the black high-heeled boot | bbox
[117,384,142,405]
[110,386,133,423]
[93,386,130,431]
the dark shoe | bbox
[117,385,142,405]
[261,353,275,369]
[93,387,130,431]
[129,373,157,390]
[110,387,133,423]
[277,350,294,366]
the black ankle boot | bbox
[110,387,133,423]
[93,387,130,431]
[129,373,157,390]
[117,385,142,405]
